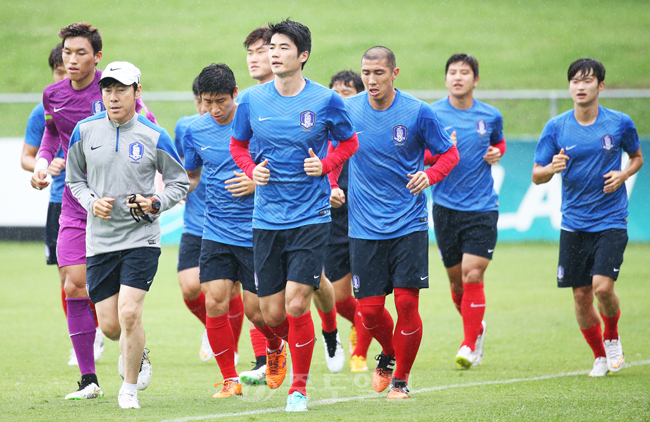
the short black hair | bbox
[362,46,396,70]
[48,44,63,70]
[198,63,237,98]
[329,70,364,93]
[445,53,479,79]
[99,77,138,93]
[192,75,200,97]
[568,58,606,84]
[244,27,272,49]
[59,22,102,55]
[268,19,311,69]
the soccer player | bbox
[30,22,157,400]
[66,62,189,408]
[342,46,458,399]
[532,58,643,377]
[430,54,506,369]
[326,70,374,372]
[184,63,286,398]
[230,19,359,411]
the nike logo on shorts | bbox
[400,327,421,336]
[313,275,319,279]
[613,268,620,272]
[488,249,494,253]
[53,107,65,112]
[296,339,314,348]
[259,117,271,121]
[420,276,428,280]
[470,303,486,308]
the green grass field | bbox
[1,0,650,137]
[1,241,649,421]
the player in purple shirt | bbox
[532,58,643,377]
[29,22,156,400]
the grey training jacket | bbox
[66,111,189,257]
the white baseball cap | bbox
[100,61,141,85]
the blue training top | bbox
[174,113,205,237]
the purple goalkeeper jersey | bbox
[38,70,157,219]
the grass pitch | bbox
[1,241,649,421]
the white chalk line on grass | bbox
[160,359,650,422]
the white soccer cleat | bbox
[200,329,214,362]
[588,357,609,377]
[68,348,78,366]
[455,345,478,369]
[322,330,345,373]
[473,321,487,366]
[94,327,105,362]
[240,363,267,385]
[118,349,152,390]
[64,380,103,400]
[604,337,625,373]
[118,389,140,409]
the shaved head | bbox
[362,46,396,70]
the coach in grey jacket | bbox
[66,62,189,409]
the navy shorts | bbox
[199,239,255,292]
[325,204,351,281]
[433,204,498,268]
[177,232,202,272]
[557,229,628,288]
[45,202,61,266]
[253,223,330,297]
[350,230,429,299]
[86,247,161,303]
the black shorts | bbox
[199,239,255,292]
[177,232,202,272]
[253,223,330,297]
[350,230,429,299]
[325,203,351,281]
[86,247,161,303]
[557,229,628,288]
[45,202,62,266]
[433,204,498,268]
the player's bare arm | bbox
[225,171,256,197]
[186,168,202,195]
[406,171,430,195]
[253,159,270,185]
[126,193,154,215]
[304,147,323,177]
[532,148,569,185]
[93,197,115,219]
[603,147,643,194]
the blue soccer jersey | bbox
[174,113,205,237]
[184,113,254,247]
[231,79,356,230]
[535,106,639,232]
[430,97,504,212]
[24,102,65,204]
[346,90,454,239]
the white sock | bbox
[120,382,137,394]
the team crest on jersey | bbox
[557,265,564,281]
[393,125,407,143]
[352,275,360,292]
[476,120,488,136]
[300,110,316,129]
[129,142,144,162]
[91,101,105,115]
[601,135,615,151]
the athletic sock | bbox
[317,307,338,333]
[268,317,290,342]
[450,286,463,315]
[600,310,620,341]
[88,300,99,328]
[336,295,357,323]
[206,314,238,380]
[581,323,607,359]
[66,298,96,376]
[61,287,68,316]
[358,296,395,357]
[256,324,283,352]
[184,292,207,326]
[250,327,268,358]
[119,381,137,394]
[287,312,315,396]
[460,282,485,350]
[393,288,423,382]
[352,308,373,358]
[228,295,245,353]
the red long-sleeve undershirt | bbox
[424,138,506,166]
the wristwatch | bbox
[149,197,161,214]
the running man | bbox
[230,19,359,411]
[66,62,189,408]
[430,54,506,369]
[532,58,643,377]
[343,46,458,399]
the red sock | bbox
[61,286,68,316]
[451,286,462,315]
[255,325,283,352]
[600,310,620,341]
[460,282,485,350]
[206,314,238,380]
[287,312,315,396]
[88,300,99,328]
[393,288,422,382]
[336,295,357,323]
[358,296,395,357]
[184,292,207,326]
[228,295,245,353]
[269,317,290,342]
[318,307,338,333]
[352,308,373,358]
[250,327,268,357]
[581,323,606,359]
